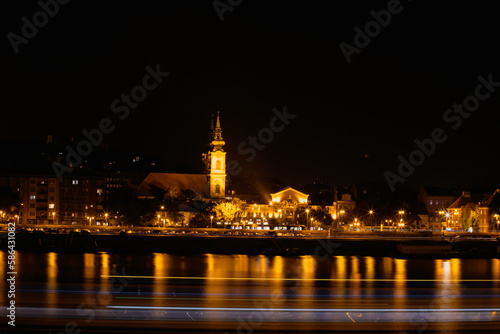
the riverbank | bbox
[3,232,500,258]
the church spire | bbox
[204,106,227,200]
[213,108,223,141]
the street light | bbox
[210,215,214,228]
[105,213,108,225]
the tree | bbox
[164,187,179,201]
[212,200,243,224]
[459,203,479,231]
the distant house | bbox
[418,186,459,229]
[478,190,500,232]
[447,190,500,232]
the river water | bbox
[2,251,500,332]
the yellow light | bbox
[100,274,500,282]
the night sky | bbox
[1,1,499,190]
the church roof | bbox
[137,173,208,198]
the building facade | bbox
[202,111,227,199]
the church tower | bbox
[203,110,226,199]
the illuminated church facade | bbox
[138,110,229,201]
[202,111,227,199]
[137,109,325,228]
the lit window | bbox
[72,180,79,185]
[436,200,439,205]
[30,195,36,200]
[430,200,433,205]
[49,203,55,209]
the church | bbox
[137,110,227,201]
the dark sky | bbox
[1,1,499,190]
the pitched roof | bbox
[448,193,490,209]
[137,173,208,198]
[480,189,500,208]
[271,186,309,198]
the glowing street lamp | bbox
[210,215,214,228]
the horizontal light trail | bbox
[114,296,390,305]
[9,288,500,299]
[9,306,500,324]
[108,305,500,313]
[101,275,500,282]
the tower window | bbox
[215,184,221,194]
[216,160,221,170]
